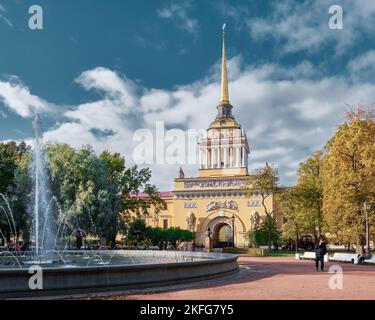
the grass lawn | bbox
[267,250,298,257]
[235,249,299,257]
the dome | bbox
[208,117,241,129]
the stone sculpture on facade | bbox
[186,212,196,231]
[206,200,239,212]
[179,167,185,179]
[250,211,260,230]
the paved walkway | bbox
[112,256,375,300]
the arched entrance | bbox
[200,211,246,248]
[213,222,233,248]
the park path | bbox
[118,256,375,300]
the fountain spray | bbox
[31,114,55,255]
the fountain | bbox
[31,114,56,255]
[0,114,238,298]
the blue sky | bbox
[1,0,375,190]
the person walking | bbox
[315,239,327,271]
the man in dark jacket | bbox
[315,239,327,271]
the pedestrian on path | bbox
[315,239,327,271]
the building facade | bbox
[143,26,281,248]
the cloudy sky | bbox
[1,0,375,190]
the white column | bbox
[239,146,242,167]
[228,147,231,167]
[211,147,215,168]
[199,148,202,169]
[241,146,245,167]
[224,147,228,167]
[236,146,240,167]
[201,148,204,169]
[229,147,233,167]
[206,146,209,169]
[217,146,221,168]
[208,147,212,168]
[228,146,232,168]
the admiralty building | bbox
[141,27,282,248]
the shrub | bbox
[246,218,279,246]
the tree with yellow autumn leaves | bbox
[322,106,375,253]
[279,106,375,253]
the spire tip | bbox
[220,23,229,105]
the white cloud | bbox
[0,3,13,27]
[75,67,136,106]
[157,2,198,36]
[0,76,53,117]
[347,50,375,82]
[251,147,294,160]
[2,57,375,190]
[221,0,375,55]
[140,89,172,113]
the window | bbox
[163,219,168,229]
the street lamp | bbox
[206,227,212,238]
[231,214,236,247]
[364,200,371,252]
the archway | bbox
[199,210,246,248]
[213,222,233,248]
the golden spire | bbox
[220,23,230,105]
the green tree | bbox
[0,142,29,242]
[144,226,194,248]
[7,153,31,242]
[277,187,301,244]
[120,166,166,219]
[145,226,165,246]
[46,144,105,240]
[295,151,324,239]
[128,218,148,246]
[245,218,279,246]
[165,227,194,248]
[245,164,280,249]
[96,151,125,247]
[0,141,28,194]
[278,151,324,242]
[46,144,165,247]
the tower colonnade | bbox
[199,132,249,169]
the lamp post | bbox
[206,227,212,238]
[231,214,235,247]
[205,227,213,252]
[364,200,371,251]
